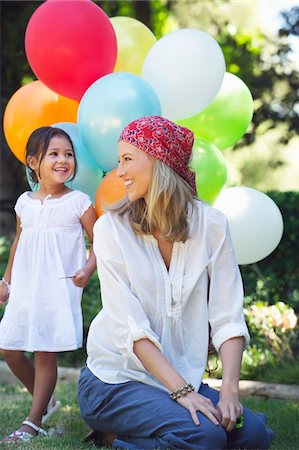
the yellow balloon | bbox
[111,16,156,75]
[4,81,79,163]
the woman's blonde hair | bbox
[105,158,198,242]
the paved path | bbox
[1,361,298,400]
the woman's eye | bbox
[49,152,57,156]
[66,152,74,157]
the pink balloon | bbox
[25,0,117,101]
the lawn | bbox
[0,382,299,449]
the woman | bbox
[78,116,274,449]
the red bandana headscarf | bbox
[119,116,196,194]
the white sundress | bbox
[0,190,92,352]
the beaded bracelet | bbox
[169,383,195,400]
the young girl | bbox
[0,126,97,443]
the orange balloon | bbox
[3,80,79,163]
[95,168,127,216]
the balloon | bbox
[178,73,254,150]
[111,16,156,75]
[78,72,161,172]
[190,138,227,204]
[142,28,225,120]
[52,123,103,201]
[95,168,127,216]
[3,81,79,163]
[25,0,117,101]
[214,187,284,265]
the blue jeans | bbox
[78,366,274,449]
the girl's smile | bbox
[29,136,75,186]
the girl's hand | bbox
[216,391,243,432]
[0,283,10,305]
[72,269,90,288]
[176,391,221,426]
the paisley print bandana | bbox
[119,116,196,194]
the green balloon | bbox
[178,72,253,150]
[191,138,227,204]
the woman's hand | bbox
[176,391,221,426]
[216,390,243,432]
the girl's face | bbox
[29,135,75,186]
[117,141,153,202]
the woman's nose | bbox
[116,162,124,177]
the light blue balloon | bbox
[52,122,103,201]
[78,72,161,172]
[26,123,104,202]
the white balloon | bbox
[214,187,284,265]
[142,28,225,121]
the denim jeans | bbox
[78,366,274,450]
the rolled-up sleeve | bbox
[93,216,162,369]
[206,209,250,352]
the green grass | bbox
[1,382,299,449]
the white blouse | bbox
[87,200,249,392]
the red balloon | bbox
[25,0,117,101]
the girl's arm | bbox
[72,205,97,288]
[217,336,244,431]
[0,216,22,304]
[134,338,221,426]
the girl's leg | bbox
[19,352,57,436]
[28,352,57,426]
[78,366,227,450]
[0,349,35,394]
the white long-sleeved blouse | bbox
[87,200,250,392]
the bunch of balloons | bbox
[3,0,283,264]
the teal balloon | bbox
[191,138,227,204]
[26,122,104,202]
[78,72,161,172]
[178,73,253,150]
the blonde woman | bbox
[78,116,274,449]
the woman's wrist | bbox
[220,382,239,396]
[169,383,195,400]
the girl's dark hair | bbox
[26,126,78,184]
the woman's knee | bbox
[242,417,273,450]
[162,423,227,450]
[228,411,274,450]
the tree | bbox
[171,0,299,146]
